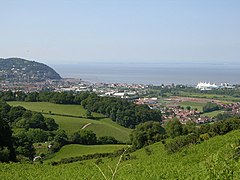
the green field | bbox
[7,101,103,117]
[201,110,225,118]
[8,102,132,142]
[1,130,240,179]
[46,144,127,162]
[179,101,206,112]
[179,92,240,102]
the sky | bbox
[0,0,240,64]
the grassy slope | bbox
[46,144,127,162]
[7,101,102,117]
[1,130,240,179]
[8,101,131,142]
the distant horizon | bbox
[51,63,240,85]
[1,0,239,64]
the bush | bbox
[98,136,118,144]
[203,102,220,113]
[165,133,199,153]
[130,121,165,149]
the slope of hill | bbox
[0,58,61,82]
[45,144,127,162]
[8,101,132,142]
[1,129,240,179]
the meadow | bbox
[8,102,132,143]
[200,110,225,118]
[179,91,240,102]
[7,101,102,117]
[179,101,206,112]
[45,144,127,162]
[1,129,240,179]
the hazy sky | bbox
[1,0,239,64]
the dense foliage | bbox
[130,121,165,149]
[0,118,15,162]
[164,117,240,153]
[0,100,59,161]
[202,102,220,113]
[165,118,183,138]
[0,91,162,128]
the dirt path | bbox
[81,123,92,129]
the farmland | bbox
[8,101,132,143]
[179,101,206,112]
[179,91,240,102]
[45,144,127,162]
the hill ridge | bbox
[0,57,61,82]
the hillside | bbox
[0,58,61,82]
[1,129,240,179]
[8,101,132,142]
[45,144,127,162]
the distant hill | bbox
[0,58,61,82]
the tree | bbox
[86,109,93,119]
[8,106,26,123]
[130,121,166,149]
[45,117,58,131]
[54,129,68,145]
[186,106,191,111]
[165,118,183,138]
[182,121,197,135]
[203,102,220,113]
[0,101,11,122]
[26,128,49,143]
[14,131,35,160]
[29,113,46,129]
[79,130,97,145]
[0,118,16,162]
[70,130,97,145]
[98,136,118,144]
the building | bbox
[196,82,218,90]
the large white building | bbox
[196,82,218,90]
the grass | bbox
[179,101,206,112]
[44,115,131,142]
[7,101,132,142]
[179,92,240,102]
[201,110,225,118]
[46,144,127,162]
[34,143,49,156]
[7,101,103,117]
[1,130,240,179]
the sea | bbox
[51,62,240,86]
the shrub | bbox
[165,133,199,153]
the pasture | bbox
[8,102,132,142]
[201,110,225,118]
[7,101,103,117]
[179,92,240,102]
[179,101,206,112]
[46,144,127,162]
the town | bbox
[1,77,240,125]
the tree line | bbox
[149,85,240,99]
[130,117,240,153]
[0,100,59,162]
[0,91,162,128]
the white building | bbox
[196,82,218,90]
